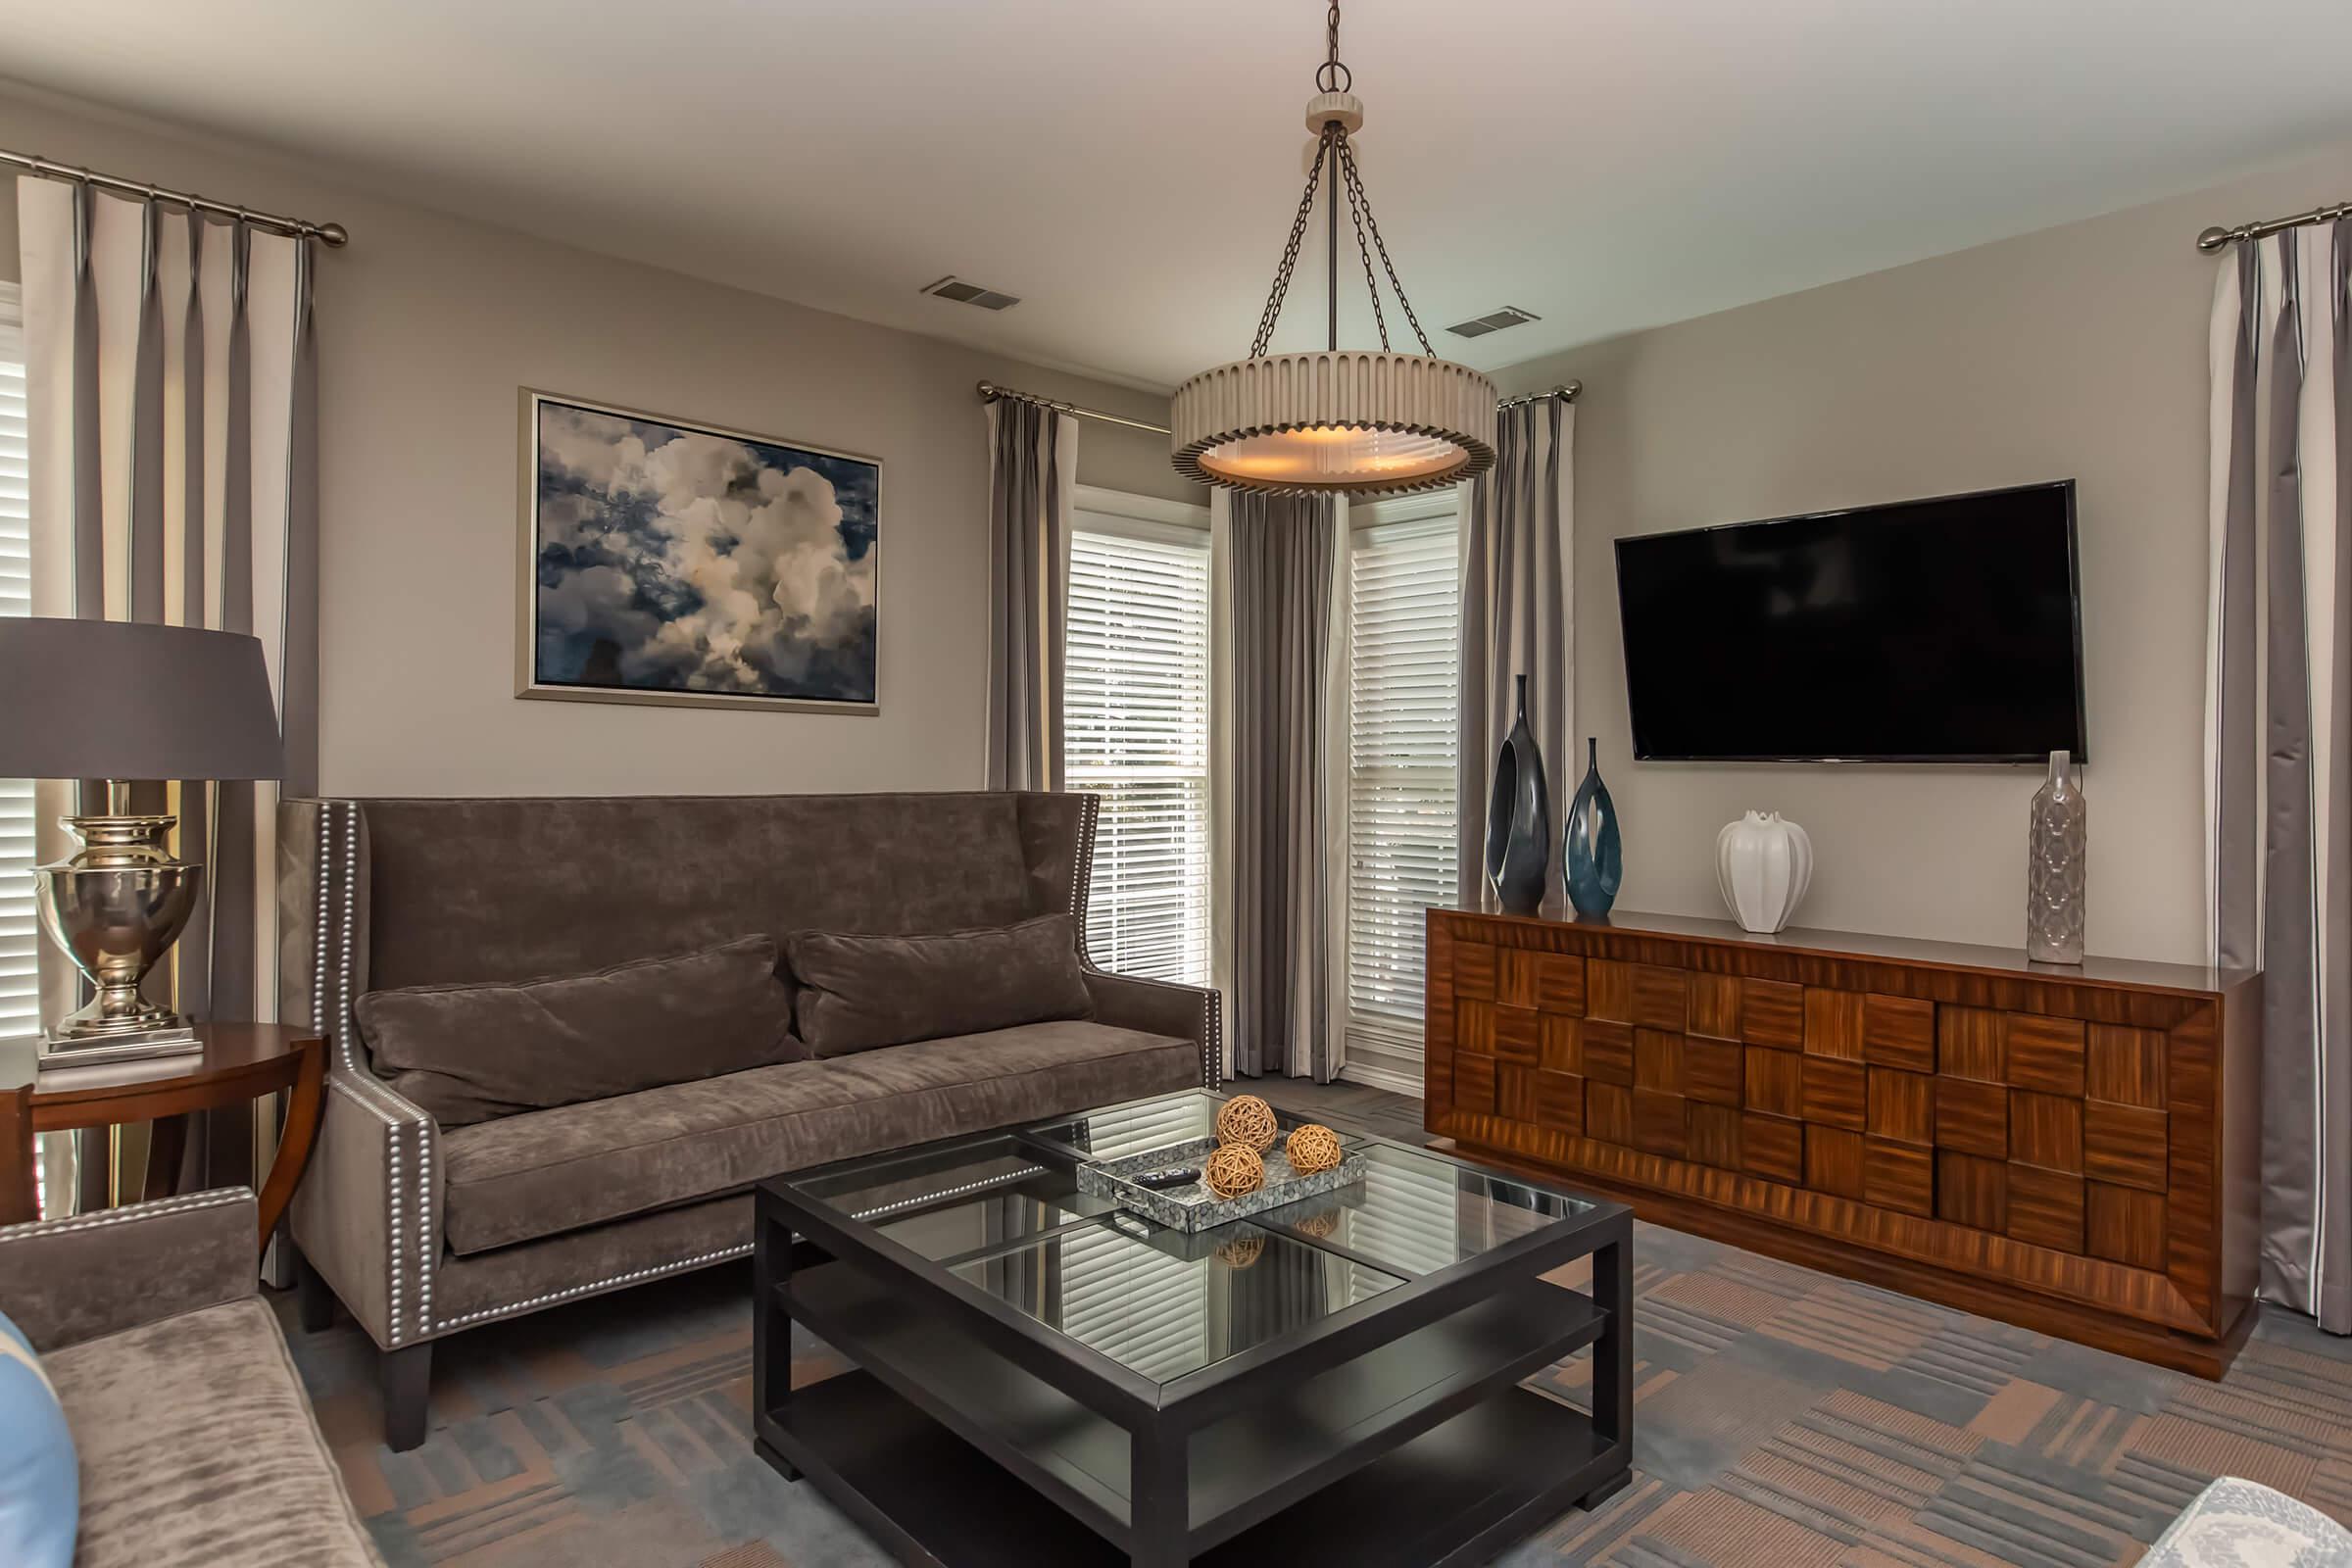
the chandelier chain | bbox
[1317,1,1350,94]
[1339,137,1435,355]
[1248,122,1337,359]
[1342,165,1391,353]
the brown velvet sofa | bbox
[0,1189,382,1565]
[276,791,1220,1450]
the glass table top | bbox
[1024,1093,1370,1165]
[778,1090,1600,1389]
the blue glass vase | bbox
[1563,736,1622,918]
[1483,674,1550,914]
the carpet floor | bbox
[280,1218,2352,1568]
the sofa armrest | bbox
[290,1068,444,1350]
[278,796,444,1351]
[1083,968,1224,1090]
[0,1188,256,1352]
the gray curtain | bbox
[1220,492,1338,1079]
[983,398,1076,791]
[21,178,319,1197]
[2203,218,2351,1334]
[1458,396,1576,908]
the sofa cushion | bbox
[438,1019,1199,1254]
[46,1298,381,1567]
[786,913,1095,1058]
[357,934,801,1127]
[0,1308,74,1568]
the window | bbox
[1064,492,1212,986]
[1344,495,1461,1088]
[0,284,33,1049]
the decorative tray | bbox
[1076,1135,1366,1233]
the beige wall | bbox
[13,83,2350,965]
[0,88,1194,800]
[1493,140,2352,965]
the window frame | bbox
[1338,486,1464,1098]
[1064,484,1214,989]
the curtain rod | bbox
[976,380,1170,435]
[2196,200,2350,253]
[0,148,349,247]
[1496,382,1582,411]
[978,375,1582,434]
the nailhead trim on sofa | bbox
[0,1187,246,1243]
[429,1244,756,1332]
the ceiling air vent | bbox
[1446,305,1541,339]
[921,275,1021,312]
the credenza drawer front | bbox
[1423,913,2255,1369]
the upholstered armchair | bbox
[0,1189,381,1564]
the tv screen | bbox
[1614,481,2086,763]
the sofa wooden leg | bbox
[295,1248,336,1334]
[383,1343,432,1452]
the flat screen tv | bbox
[1614,480,2086,763]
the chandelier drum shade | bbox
[1173,352,1495,494]
[1171,2,1497,497]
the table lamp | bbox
[0,618,285,1065]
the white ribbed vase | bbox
[1716,811,1814,935]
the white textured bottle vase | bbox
[1716,810,1813,934]
[2027,749,2087,963]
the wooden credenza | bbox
[1423,907,2262,1375]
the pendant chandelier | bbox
[1171,1,1496,497]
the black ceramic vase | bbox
[1484,674,1550,914]
[1563,736,1623,918]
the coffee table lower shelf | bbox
[758,1366,1611,1568]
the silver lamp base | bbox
[34,810,206,1067]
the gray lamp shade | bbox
[0,617,285,782]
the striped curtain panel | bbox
[983,398,1077,791]
[2203,217,2350,1334]
[1458,397,1575,908]
[19,177,320,1039]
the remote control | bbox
[1133,1166,1201,1190]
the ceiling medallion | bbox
[1172,1,1496,497]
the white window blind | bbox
[0,287,34,1048]
[1054,1224,1211,1382]
[1065,509,1212,987]
[1346,502,1461,1063]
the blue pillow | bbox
[0,1308,76,1568]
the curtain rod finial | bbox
[2196,225,2235,254]
[317,221,349,248]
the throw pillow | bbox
[0,1308,76,1568]
[786,913,1095,1057]
[357,934,803,1127]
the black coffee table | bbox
[753,1090,1632,1567]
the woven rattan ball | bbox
[1202,1142,1266,1200]
[1215,1094,1279,1153]
[1286,1123,1346,1177]
[1213,1233,1266,1269]
[1293,1206,1341,1240]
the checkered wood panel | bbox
[1442,937,2180,1271]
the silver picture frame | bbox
[515,388,882,714]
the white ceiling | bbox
[6,0,2351,392]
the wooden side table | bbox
[0,1023,326,1253]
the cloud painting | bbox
[529,396,878,705]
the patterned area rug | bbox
[278,1221,2352,1567]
